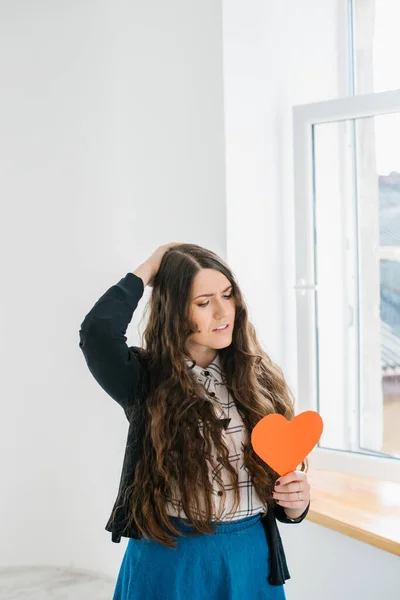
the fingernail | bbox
[275,481,281,486]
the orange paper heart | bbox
[251,411,323,476]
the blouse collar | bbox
[185,352,225,384]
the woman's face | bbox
[186,268,236,356]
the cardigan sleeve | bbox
[79,272,146,419]
[273,500,310,524]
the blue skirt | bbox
[112,512,286,600]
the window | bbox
[291,1,400,482]
[352,0,400,95]
[290,0,400,482]
[293,90,400,482]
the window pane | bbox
[312,113,400,459]
[380,170,400,456]
[353,0,400,93]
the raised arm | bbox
[78,246,182,418]
[78,267,151,418]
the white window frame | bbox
[293,89,400,484]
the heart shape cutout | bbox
[251,411,324,476]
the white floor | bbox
[0,566,115,599]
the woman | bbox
[79,242,311,599]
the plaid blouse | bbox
[165,353,266,521]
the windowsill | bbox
[305,468,400,556]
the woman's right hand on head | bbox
[135,243,183,288]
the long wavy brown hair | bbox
[124,243,307,547]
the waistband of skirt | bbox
[167,511,264,535]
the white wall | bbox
[0,0,226,580]
[223,1,399,599]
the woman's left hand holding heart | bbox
[272,470,311,519]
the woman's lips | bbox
[213,324,230,333]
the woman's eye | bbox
[198,293,233,308]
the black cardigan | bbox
[78,272,310,586]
